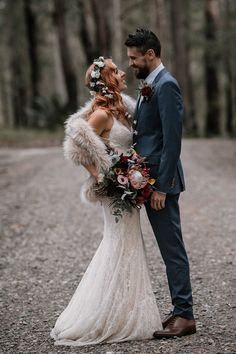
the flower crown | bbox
[89,56,114,99]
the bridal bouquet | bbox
[94,148,156,222]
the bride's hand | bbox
[82,163,98,179]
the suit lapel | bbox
[134,95,141,120]
[135,68,167,118]
[136,99,145,119]
[133,68,168,136]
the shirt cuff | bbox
[152,185,166,195]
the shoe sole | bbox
[153,328,196,339]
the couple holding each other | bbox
[50,28,196,346]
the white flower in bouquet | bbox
[128,170,148,189]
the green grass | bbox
[0,127,64,148]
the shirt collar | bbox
[145,62,164,85]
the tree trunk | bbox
[78,0,111,65]
[0,18,13,127]
[148,0,168,63]
[0,65,11,127]
[225,0,236,136]
[91,0,112,57]
[7,0,30,127]
[77,0,97,65]
[111,0,122,67]
[204,0,221,136]
[182,0,197,135]
[53,0,78,112]
[23,0,40,100]
[155,0,166,43]
[170,0,197,135]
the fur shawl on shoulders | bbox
[63,93,136,202]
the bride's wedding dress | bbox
[50,118,162,346]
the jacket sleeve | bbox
[154,80,184,193]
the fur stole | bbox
[63,93,136,203]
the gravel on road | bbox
[0,139,236,354]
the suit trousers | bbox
[145,193,194,320]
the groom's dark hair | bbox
[125,28,161,57]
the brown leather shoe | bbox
[162,312,175,328]
[153,316,196,339]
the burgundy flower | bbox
[136,195,145,205]
[142,185,151,198]
[121,155,129,162]
[139,83,154,101]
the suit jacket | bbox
[133,68,185,194]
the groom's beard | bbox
[134,66,150,80]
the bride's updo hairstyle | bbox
[85,57,126,120]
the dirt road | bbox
[0,139,236,354]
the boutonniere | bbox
[138,82,154,101]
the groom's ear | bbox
[145,49,156,59]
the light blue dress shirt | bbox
[138,62,164,107]
[145,62,165,85]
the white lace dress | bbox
[50,119,162,346]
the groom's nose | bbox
[129,58,136,67]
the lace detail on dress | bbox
[108,119,133,154]
[50,117,162,346]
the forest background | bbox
[0,0,235,146]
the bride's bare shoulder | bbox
[88,109,112,134]
[88,108,109,122]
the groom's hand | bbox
[151,191,166,210]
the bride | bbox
[50,56,162,346]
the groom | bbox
[125,28,196,338]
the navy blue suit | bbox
[134,68,194,319]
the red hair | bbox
[85,59,126,121]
